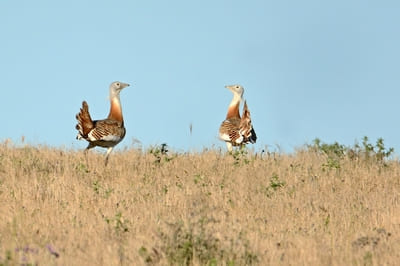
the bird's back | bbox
[85,118,126,148]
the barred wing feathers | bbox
[219,117,244,145]
[75,101,94,140]
[239,101,257,144]
[88,119,126,144]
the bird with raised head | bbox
[219,84,257,152]
[76,81,129,166]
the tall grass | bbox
[0,141,399,265]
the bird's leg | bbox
[239,144,246,151]
[84,143,95,166]
[84,149,89,166]
[226,142,233,153]
[104,147,113,166]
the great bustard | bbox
[219,84,257,152]
[76,81,129,165]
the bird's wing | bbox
[87,119,126,142]
[239,100,257,144]
[219,117,244,145]
[76,101,94,139]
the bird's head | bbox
[109,81,130,98]
[225,84,244,98]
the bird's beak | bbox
[225,85,234,90]
[122,83,130,89]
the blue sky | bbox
[1,1,400,153]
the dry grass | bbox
[0,141,400,265]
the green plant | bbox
[149,143,175,164]
[309,138,346,158]
[92,180,101,195]
[363,251,373,266]
[193,174,209,187]
[309,138,346,170]
[153,216,258,265]
[75,162,89,174]
[104,212,129,236]
[269,174,286,190]
[0,250,13,266]
[352,136,394,163]
[309,137,394,167]
[324,214,330,227]
[92,180,114,198]
[261,174,286,197]
[322,157,341,171]
[231,147,250,165]
[138,247,154,264]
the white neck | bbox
[226,93,242,119]
[229,93,242,107]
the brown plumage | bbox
[239,101,257,144]
[219,85,257,151]
[76,81,129,165]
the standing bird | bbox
[219,84,257,152]
[76,81,130,166]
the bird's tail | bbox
[239,100,257,144]
[75,101,94,140]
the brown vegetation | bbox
[0,141,399,265]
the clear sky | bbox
[1,1,400,153]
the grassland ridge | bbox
[0,142,399,265]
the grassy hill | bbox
[0,140,399,265]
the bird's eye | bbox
[116,83,120,87]
[236,86,239,89]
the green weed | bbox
[231,147,250,165]
[309,136,394,169]
[149,143,176,164]
[149,215,258,265]
[104,212,129,236]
